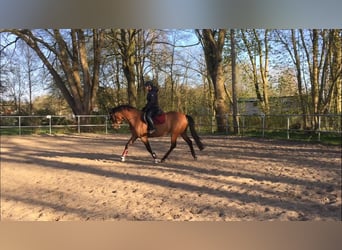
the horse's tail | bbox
[186,115,204,151]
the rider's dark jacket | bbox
[143,86,160,114]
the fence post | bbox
[211,116,215,134]
[46,115,52,135]
[287,116,290,139]
[105,116,108,134]
[318,115,321,142]
[77,115,81,133]
[18,116,21,135]
[261,114,265,137]
[226,113,229,135]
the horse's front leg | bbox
[140,137,159,163]
[121,135,137,162]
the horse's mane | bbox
[110,104,138,114]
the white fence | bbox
[0,115,109,135]
[1,114,341,142]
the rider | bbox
[142,81,161,134]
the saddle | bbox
[142,110,166,125]
[152,113,166,124]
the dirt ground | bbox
[1,133,341,221]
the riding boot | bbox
[146,115,156,134]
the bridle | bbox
[109,112,123,128]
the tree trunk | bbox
[230,29,239,134]
[312,29,320,129]
[300,29,322,129]
[116,29,138,107]
[197,29,228,133]
[257,29,270,114]
[330,29,342,114]
[291,29,309,129]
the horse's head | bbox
[109,108,125,130]
[109,105,140,130]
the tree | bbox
[111,29,139,106]
[106,29,165,109]
[6,63,25,114]
[241,29,270,114]
[0,34,6,96]
[196,29,228,132]
[230,29,239,134]
[17,40,42,114]
[329,29,342,114]
[276,29,341,128]
[300,29,341,128]
[2,29,105,116]
[276,29,310,127]
[301,29,320,124]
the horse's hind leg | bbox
[161,134,178,162]
[121,135,137,161]
[181,132,197,160]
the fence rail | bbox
[196,114,341,143]
[196,114,342,135]
[1,114,341,142]
[0,115,109,135]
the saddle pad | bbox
[153,113,166,124]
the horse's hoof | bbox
[154,159,161,164]
[121,157,126,162]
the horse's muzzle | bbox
[112,123,121,130]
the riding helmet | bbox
[144,81,153,87]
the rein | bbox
[124,114,141,123]
[118,109,142,124]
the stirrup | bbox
[148,128,156,134]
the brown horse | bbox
[109,105,204,163]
